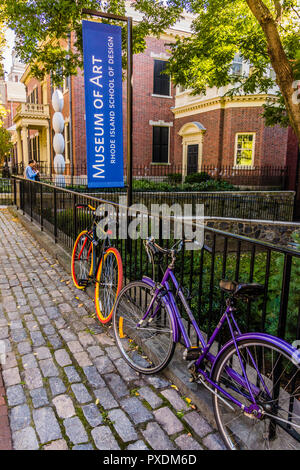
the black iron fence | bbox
[11,163,293,221]
[12,163,289,188]
[0,178,12,205]
[12,176,300,347]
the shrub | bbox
[184,172,212,184]
[166,173,182,184]
[132,178,236,192]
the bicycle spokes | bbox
[213,341,300,450]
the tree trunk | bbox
[246,0,300,142]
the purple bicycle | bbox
[113,237,300,450]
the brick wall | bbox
[71,35,175,169]
[174,105,298,169]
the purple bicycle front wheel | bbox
[113,280,176,374]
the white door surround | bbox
[178,122,206,176]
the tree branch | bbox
[292,6,300,19]
[273,0,282,23]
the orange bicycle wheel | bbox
[94,247,123,324]
[71,230,93,289]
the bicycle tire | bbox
[211,338,300,450]
[94,247,123,324]
[71,230,93,289]
[113,280,176,374]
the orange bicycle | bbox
[71,203,123,324]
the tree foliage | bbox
[163,0,300,135]
[0,126,13,164]
[1,1,299,136]
[0,0,183,86]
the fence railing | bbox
[12,163,289,188]
[12,175,300,347]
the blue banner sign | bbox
[82,20,124,188]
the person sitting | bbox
[25,160,40,181]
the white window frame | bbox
[151,123,171,165]
[152,58,172,98]
[64,121,71,163]
[234,132,256,168]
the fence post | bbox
[30,181,33,222]
[73,193,77,242]
[277,253,292,340]
[53,187,57,243]
[13,178,16,206]
[21,180,25,215]
[40,184,43,231]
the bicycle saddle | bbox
[219,280,264,298]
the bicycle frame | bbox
[140,266,279,414]
[79,218,112,283]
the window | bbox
[152,126,169,163]
[153,60,170,96]
[65,122,71,162]
[29,136,40,162]
[235,133,255,167]
[230,53,243,76]
[27,87,38,104]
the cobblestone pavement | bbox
[0,208,226,450]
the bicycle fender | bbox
[141,276,180,343]
[210,332,298,379]
[141,276,156,288]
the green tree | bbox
[0,0,182,85]
[0,126,13,164]
[162,0,300,140]
[1,1,299,139]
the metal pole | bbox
[81,8,133,207]
[68,32,74,187]
[126,17,133,208]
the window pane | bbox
[235,134,254,166]
[152,126,169,163]
[153,60,170,96]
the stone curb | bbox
[8,206,217,429]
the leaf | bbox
[171,384,178,391]
[95,398,99,405]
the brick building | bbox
[8,4,299,188]
[173,89,299,187]
[0,50,26,165]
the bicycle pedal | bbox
[183,347,202,361]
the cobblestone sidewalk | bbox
[0,208,225,450]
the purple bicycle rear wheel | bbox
[212,338,300,450]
